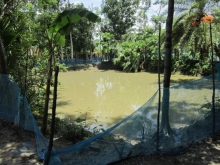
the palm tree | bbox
[0,15,23,75]
[160,0,174,135]
[0,0,28,74]
[172,0,219,58]
[0,0,14,74]
[159,0,220,137]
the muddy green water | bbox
[56,70,200,129]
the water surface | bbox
[56,70,200,129]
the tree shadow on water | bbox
[56,100,71,107]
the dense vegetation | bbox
[0,0,220,136]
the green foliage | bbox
[172,0,219,49]
[54,117,91,143]
[37,0,61,11]
[101,32,116,59]
[34,12,56,52]
[113,24,161,73]
[56,62,67,72]
[54,116,105,143]
[172,52,213,76]
[101,0,141,41]
[24,52,50,112]
[114,41,145,72]
[0,2,49,112]
[69,17,94,57]
[151,15,167,26]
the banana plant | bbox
[49,8,101,46]
[41,8,101,135]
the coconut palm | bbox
[160,0,174,136]
[172,0,220,59]
[158,0,220,139]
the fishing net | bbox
[59,58,101,66]
[0,63,220,165]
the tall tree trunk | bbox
[60,46,63,60]
[65,45,67,59]
[100,33,102,61]
[160,0,174,135]
[70,32,74,59]
[90,34,92,60]
[30,48,33,56]
[0,36,7,74]
[157,23,162,152]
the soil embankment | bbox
[67,61,122,72]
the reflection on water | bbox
[56,70,200,129]
[94,77,113,97]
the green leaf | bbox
[51,8,101,33]
[54,33,65,46]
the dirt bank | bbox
[1,117,220,165]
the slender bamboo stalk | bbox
[210,22,215,135]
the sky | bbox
[69,0,102,9]
[69,0,162,17]
[68,0,165,27]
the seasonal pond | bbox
[56,69,200,131]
